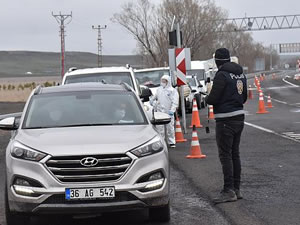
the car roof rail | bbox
[33,85,42,95]
[68,67,77,72]
[120,82,132,91]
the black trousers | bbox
[216,119,244,191]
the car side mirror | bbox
[140,86,152,102]
[198,84,203,88]
[0,117,18,130]
[151,112,171,125]
[191,90,197,93]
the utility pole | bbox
[52,12,72,77]
[92,25,107,67]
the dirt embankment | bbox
[0,76,60,102]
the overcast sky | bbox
[0,0,299,55]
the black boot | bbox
[213,189,237,204]
[234,189,243,199]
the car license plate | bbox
[65,187,115,200]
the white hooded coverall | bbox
[150,75,179,145]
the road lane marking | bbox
[282,77,299,87]
[281,132,300,141]
[263,96,287,104]
[244,122,275,133]
[244,122,300,143]
[264,86,298,90]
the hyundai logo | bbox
[80,157,98,167]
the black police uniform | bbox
[206,61,247,192]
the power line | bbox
[92,25,107,67]
[52,11,72,77]
[214,14,300,32]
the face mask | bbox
[161,82,167,88]
[115,109,126,119]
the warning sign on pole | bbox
[175,48,187,86]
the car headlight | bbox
[131,136,164,157]
[11,142,46,162]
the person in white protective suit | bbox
[150,75,179,148]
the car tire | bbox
[5,186,30,225]
[149,202,170,222]
[195,94,202,109]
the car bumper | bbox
[6,149,169,214]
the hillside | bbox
[0,51,144,77]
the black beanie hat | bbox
[215,48,230,61]
[215,48,230,67]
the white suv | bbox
[62,66,142,96]
[1,83,171,224]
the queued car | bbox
[186,75,207,112]
[62,65,153,115]
[62,65,142,96]
[1,83,171,224]
[135,67,170,96]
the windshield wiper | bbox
[25,124,114,129]
[25,126,52,129]
[56,123,114,128]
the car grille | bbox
[43,192,138,205]
[45,154,133,183]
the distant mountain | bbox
[0,51,144,77]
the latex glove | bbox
[149,96,155,106]
[168,111,174,116]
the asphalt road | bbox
[169,71,300,225]
[0,71,299,225]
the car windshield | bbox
[64,72,134,88]
[23,91,147,129]
[187,78,196,87]
[136,70,169,87]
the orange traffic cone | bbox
[186,126,206,159]
[267,95,273,108]
[257,80,261,91]
[190,99,203,128]
[256,91,269,114]
[175,115,187,143]
[248,85,253,99]
[208,105,215,119]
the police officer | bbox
[206,48,247,204]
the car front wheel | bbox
[149,202,170,222]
